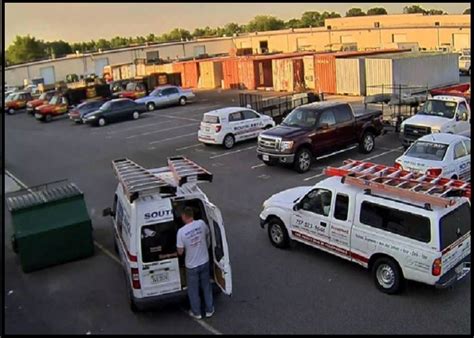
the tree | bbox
[95,38,111,50]
[367,7,388,16]
[346,8,366,17]
[245,15,285,32]
[44,40,72,57]
[427,9,445,15]
[300,11,322,27]
[162,28,192,42]
[321,11,341,21]
[463,8,470,14]
[285,18,303,29]
[6,35,47,64]
[221,22,241,36]
[403,5,426,14]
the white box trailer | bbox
[365,52,460,96]
[336,57,366,96]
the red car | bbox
[26,91,56,114]
[4,91,33,115]
[35,95,69,122]
[117,82,147,100]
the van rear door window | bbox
[141,221,178,263]
[439,202,471,250]
[203,115,220,124]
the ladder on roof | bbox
[112,158,176,202]
[324,159,471,208]
[168,156,213,186]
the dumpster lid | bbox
[6,180,83,212]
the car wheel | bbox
[98,117,106,127]
[267,218,290,249]
[179,97,186,106]
[223,134,235,149]
[45,114,53,122]
[8,108,15,115]
[132,111,140,120]
[146,102,155,111]
[451,175,458,180]
[294,148,312,173]
[359,131,375,154]
[372,257,403,294]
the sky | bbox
[4,3,470,47]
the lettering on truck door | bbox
[290,188,332,246]
[329,193,355,261]
[242,110,265,139]
[228,111,246,142]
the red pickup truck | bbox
[257,101,384,173]
[26,91,56,114]
[34,95,69,122]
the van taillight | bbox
[131,268,141,289]
[432,258,442,276]
[426,168,442,177]
[215,125,222,133]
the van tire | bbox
[359,131,375,154]
[372,257,403,294]
[294,147,312,173]
[267,218,290,249]
[146,102,155,111]
[223,134,235,149]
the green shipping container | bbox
[7,181,94,273]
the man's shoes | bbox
[189,310,202,320]
[205,308,215,318]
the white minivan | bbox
[198,107,275,149]
[103,156,232,311]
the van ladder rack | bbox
[167,156,213,186]
[112,158,176,202]
[324,159,471,208]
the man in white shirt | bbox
[177,207,214,320]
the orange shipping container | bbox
[313,49,409,94]
[222,58,241,89]
[272,58,305,92]
[172,60,200,89]
[198,59,223,89]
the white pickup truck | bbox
[399,95,471,149]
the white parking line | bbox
[126,123,199,139]
[5,169,222,335]
[251,163,266,169]
[149,132,198,145]
[176,143,204,151]
[315,146,357,160]
[209,146,256,159]
[303,147,404,182]
[160,115,201,122]
[105,120,176,134]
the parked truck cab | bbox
[103,157,232,311]
[400,95,471,148]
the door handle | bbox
[320,221,327,227]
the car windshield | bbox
[418,100,457,119]
[49,96,61,105]
[78,100,103,111]
[125,83,136,91]
[150,88,161,96]
[281,108,316,128]
[9,93,21,101]
[406,141,448,161]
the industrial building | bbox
[4,13,470,86]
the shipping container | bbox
[303,55,315,90]
[335,57,366,96]
[172,60,200,88]
[222,56,274,90]
[365,52,460,96]
[272,57,305,92]
[222,57,241,89]
[198,59,223,89]
[313,49,409,94]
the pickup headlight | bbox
[400,124,404,132]
[280,141,294,151]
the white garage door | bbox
[453,34,470,51]
[392,34,407,43]
[40,66,56,85]
[94,58,109,76]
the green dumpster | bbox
[6,180,94,273]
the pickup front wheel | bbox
[267,218,290,249]
[294,148,313,173]
[359,132,375,154]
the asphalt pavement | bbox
[4,88,471,334]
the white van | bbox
[260,160,471,294]
[198,107,275,149]
[103,156,232,311]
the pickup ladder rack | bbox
[112,157,213,202]
[325,159,471,208]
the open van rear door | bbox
[205,202,232,295]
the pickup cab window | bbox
[334,194,349,221]
[457,102,469,118]
[418,100,457,119]
[300,189,332,217]
[334,106,353,123]
[318,110,336,127]
[281,108,316,128]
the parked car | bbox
[399,95,471,149]
[260,160,471,294]
[135,85,195,111]
[102,157,232,311]
[26,91,56,114]
[459,54,471,75]
[198,107,275,149]
[34,95,69,122]
[4,91,33,115]
[395,133,471,181]
[257,101,384,173]
[82,98,146,127]
[68,99,108,123]
[117,82,148,100]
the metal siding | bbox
[198,60,223,89]
[365,58,392,95]
[238,58,255,90]
[336,58,366,96]
[303,55,315,89]
[314,54,337,94]
[40,66,55,85]
[94,58,109,76]
[222,58,240,89]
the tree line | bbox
[5,5,469,66]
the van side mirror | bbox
[102,207,114,217]
[293,203,300,211]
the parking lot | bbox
[4,88,470,334]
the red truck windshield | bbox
[281,108,317,128]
